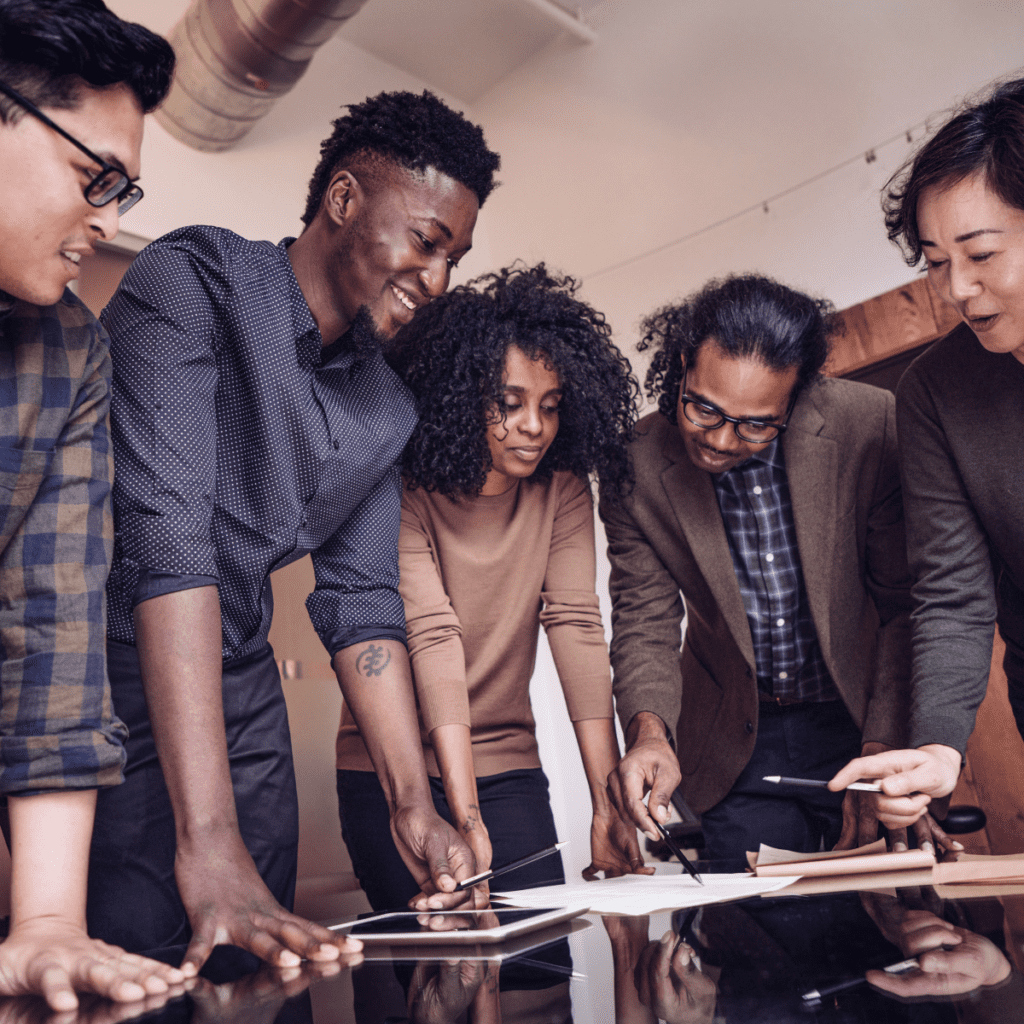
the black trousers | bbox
[699,699,863,870]
[86,640,299,969]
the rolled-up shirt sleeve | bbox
[308,463,408,658]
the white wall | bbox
[105,0,1024,897]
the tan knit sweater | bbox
[336,471,614,777]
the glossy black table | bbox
[5,868,1024,1023]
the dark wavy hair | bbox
[884,77,1024,266]
[0,0,174,122]
[301,90,500,226]
[640,274,840,424]
[392,263,639,500]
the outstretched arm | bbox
[0,791,185,1011]
[134,587,358,975]
[333,640,477,910]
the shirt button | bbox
[333,439,340,449]
[776,618,785,626]
[745,720,754,734]
[779,671,788,680]
[765,553,774,562]
[753,485,762,495]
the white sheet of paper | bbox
[492,873,800,915]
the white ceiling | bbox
[338,0,605,103]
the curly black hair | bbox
[884,76,1024,266]
[392,263,639,501]
[0,0,174,121]
[640,274,841,424]
[301,90,500,226]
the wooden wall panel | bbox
[828,275,960,377]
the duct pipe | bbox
[155,0,370,152]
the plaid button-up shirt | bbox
[712,439,838,702]
[0,290,126,794]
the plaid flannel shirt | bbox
[0,289,126,795]
[712,439,838,702]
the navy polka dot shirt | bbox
[102,226,417,663]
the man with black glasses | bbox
[0,0,181,1010]
[601,275,925,866]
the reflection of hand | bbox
[0,919,186,1011]
[634,932,717,1024]
[395,804,481,912]
[414,909,501,934]
[188,961,346,1024]
[607,714,681,841]
[408,959,488,1024]
[866,911,1011,999]
[0,986,188,1024]
[583,806,654,880]
[868,932,1010,998]
[828,746,961,828]
[175,830,358,975]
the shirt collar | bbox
[715,436,783,482]
[277,237,322,358]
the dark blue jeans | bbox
[699,699,863,870]
[337,766,565,912]
[87,641,299,971]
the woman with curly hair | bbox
[335,263,648,910]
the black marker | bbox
[652,818,703,885]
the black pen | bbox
[763,774,882,793]
[801,958,920,1001]
[652,818,703,885]
[454,841,570,892]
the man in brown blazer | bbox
[601,275,916,865]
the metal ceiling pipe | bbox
[155,0,370,152]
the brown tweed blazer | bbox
[599,377,913,814]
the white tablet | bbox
[329,906,587,944]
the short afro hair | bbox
[640,274,841,424]
[0,0,174,122]
[392,263,639,501]
[301,89,500,226]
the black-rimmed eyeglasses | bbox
[679,364,795,444]
[0,80,143,215]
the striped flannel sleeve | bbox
[0,297,126,795]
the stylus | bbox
[454,841,570,892]
[652,818,703,885]
[763,774,883,793]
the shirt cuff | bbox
[131,567,219,608]
[324,625,409,661]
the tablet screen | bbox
[349,908,555,937]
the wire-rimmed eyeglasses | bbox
[0,80,143,215]
[679,364,796,444]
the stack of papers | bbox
[933,853,1024,884]
[747,839,935,877]
[492,873,798,915]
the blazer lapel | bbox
[659,429,755,666]
[782,388,837,655]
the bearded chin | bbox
[342,305,395,362]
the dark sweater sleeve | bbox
[897,363,995,755]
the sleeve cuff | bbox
[325,625,409,660]
[131,567,219,608]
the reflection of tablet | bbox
[354,916,592,962]
[330,906,586,944]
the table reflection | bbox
[4,879,1024,1023]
